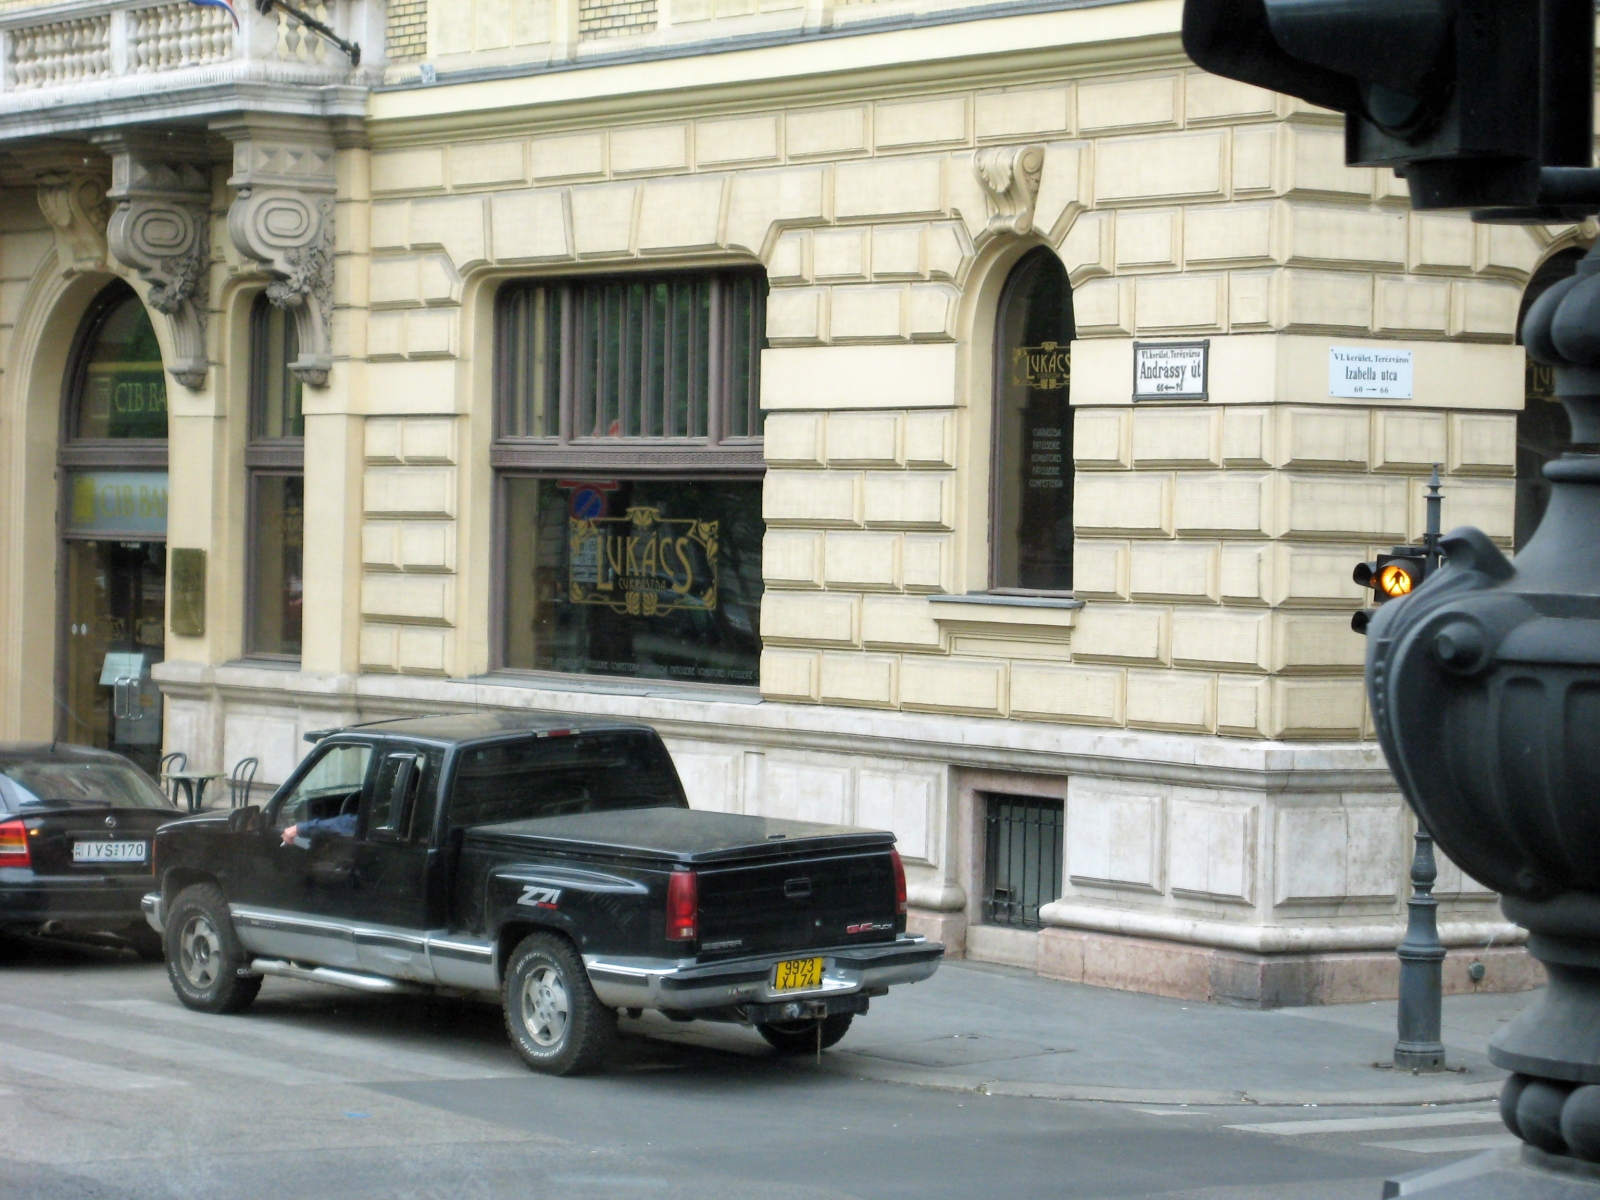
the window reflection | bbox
[503,477,763,685]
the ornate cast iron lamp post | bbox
[1369,243,1600,1194]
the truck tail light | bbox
[666,869,698,942]
[0,820,31,867]
[890,848,907,916]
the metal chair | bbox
[158,751,187,806]
[229,757,259,809]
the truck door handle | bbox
[783,877,812,899]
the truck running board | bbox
[250,958,429,995]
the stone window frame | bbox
[489,267,769,681]
[243,292,305,664]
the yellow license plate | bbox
[771,957,825,992]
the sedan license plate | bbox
[771,957,824,993]
[72,840,148,864]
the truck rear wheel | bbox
[165,883,262,1014]
[503,932,616,1076]
[758,1013,854,1055]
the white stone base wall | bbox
[155,660,1524,1004]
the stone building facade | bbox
[0,0,1577,1004]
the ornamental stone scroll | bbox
[973,144,1046,238]
[94,134,214,390]
[217,116,337,388]
[13,144,115,276]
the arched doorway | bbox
[1516,249,1584,551]
[991,248,1075,590]
[57,281,168,773]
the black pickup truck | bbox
[143,713,941,1074]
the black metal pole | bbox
[254,0,361,65]
[1395,820,1446,1071]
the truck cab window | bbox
[273,743,374,832]
[449,732,687,829]
[369,749,433,841]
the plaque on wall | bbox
[170,548,206,638]
[1133,340,1209,401]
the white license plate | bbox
[72,840,148,863]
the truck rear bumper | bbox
[584,935,943,1014]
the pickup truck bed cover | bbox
[467,809,893,862]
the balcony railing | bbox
[0,0,376,101]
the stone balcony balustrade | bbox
[0,0,383,138]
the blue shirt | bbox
[297,812,358,838]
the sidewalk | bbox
[638,958,1537,1107]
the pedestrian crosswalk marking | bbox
[0,1002,348,1088]
[0,1040,180,1092]
[1227,1110,1503,1136]
[1363,1133,1519,1154]
[82,998,519,1081]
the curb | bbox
[813,1053,1507,1108]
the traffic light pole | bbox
[1392,466,1447,1074]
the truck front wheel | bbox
[758,1013,854,1055]
[164,883,262,1014]
[503,932,616,1075]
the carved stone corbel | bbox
[7,144,114,275]
[215,116,337,388]
[94,133,214,390]
[973,144,1046,237]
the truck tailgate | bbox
[696,848,897,959]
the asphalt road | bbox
[0,935,1509,1200]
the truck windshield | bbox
[448,731,688,828]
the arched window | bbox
[69,281,167,441]
[1516,249,1583,550]
[992,248,1075,591]
[59,282,168,771]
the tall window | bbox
[1516,249,1582,551]
[246,296,304,659]
[992,249,1075,591]
[495,270,766,687]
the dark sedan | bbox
[0,744,178,959]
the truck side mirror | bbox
[228,805,262,833]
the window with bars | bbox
[983,793,1065,930]
[496,270,765,452]
[493,269,767,686]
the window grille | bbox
[983,793,1064,930]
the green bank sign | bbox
[65,472,169,538]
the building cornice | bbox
[366,0,1186,145]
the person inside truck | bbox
[280,807,358,844]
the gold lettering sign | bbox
[170,548,206,638]
[568,506,719,616]
[1012,341,1070,391]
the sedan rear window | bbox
[3,761,172,810]
[449,732,687,828]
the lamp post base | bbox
[1385,1146,1600,1199]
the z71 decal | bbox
[517,885,563,910]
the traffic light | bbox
[1181,0,1594,212]
[1352,551,1429,633]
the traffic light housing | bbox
[1181,0,1594,212]
[1352,551,1429,633]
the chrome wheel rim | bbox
[178,913,219,989]
[520,964,570,1049]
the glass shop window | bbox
[494,270,767,686]
[993,249,1075,592]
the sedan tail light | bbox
[890,848,907,916]
[666,869,698,942]
[0,820,31,867]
